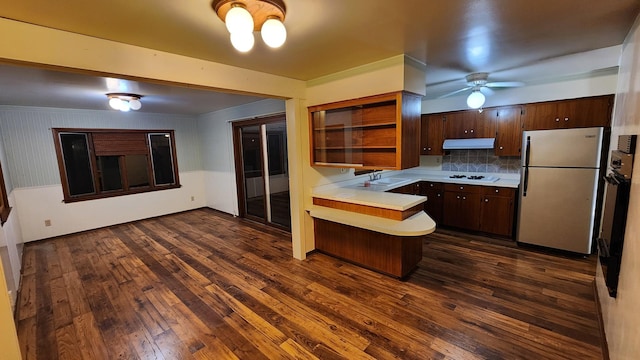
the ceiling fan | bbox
[440,72,524,109]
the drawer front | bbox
[421,181,443,191]
[444,183,482,194]
[481,186,516,197]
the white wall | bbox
[14,171,205,242]
[595,13,640,360]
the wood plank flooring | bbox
[15,208,603,359]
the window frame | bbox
[0,160,11,225]
[52,128,180,203]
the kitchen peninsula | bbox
[310,170,519,277]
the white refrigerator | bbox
[517,127,604,254]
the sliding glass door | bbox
[233,115,290,230]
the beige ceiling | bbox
[0,0,639,113]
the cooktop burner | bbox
[449,175,466,178]
[468,175,485,180]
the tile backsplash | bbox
[442,149,520,173]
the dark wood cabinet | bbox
[309,91,421,170]
[388,182,419,195]
[479,186,516,237]
[493,106,523,156]
[442,184,482,230]
[420,114,444,155]
[523,95,613,131]
[419,181,443,224]
[439,183,516,238]
[443,110,495,139]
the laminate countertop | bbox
[310,170,520,236]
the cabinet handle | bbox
[459,186,464,190]
[564,117,569,121]
[470,129,474,133]
[423,147,427,151]
[437,194,441,197]
[456,195,461,199]
[485,198,489,202]
[499,146,504,150]
[495,189,499,193]
[464,130,468,134]
[430,183,434,187]
[555,118,560,122]
[462,196,466,200]
[427,147,432,151]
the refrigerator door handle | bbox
[523,166,529,196]
[525,136,531,167]
[523,135,531,196]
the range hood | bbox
[442,138,495,150]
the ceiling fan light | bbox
[261,17,286,48]
[225,4,254,34]
[129,98,142,110]
[119,100,131,112]
[467,90,486,109]
[230,31,255,52]
[109,97,122,110]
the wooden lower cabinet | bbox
[313,218,423,278]
[479,186,516,237]
[441,183,517,238]
[419,181,443,225]
[386,181,516,238]
[442,184,482,230]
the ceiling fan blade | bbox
[479,87,494,96]
[485,81,525,88]
[437,86,472,99]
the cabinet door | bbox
[475,108,497,138]
[494,106,523,156]
[444,111,477,138]
[562,96,613,128]
[522,102,560,130]
[443,191,480,230]
[420,114,444,155]
[420,182,443,224]
[479,195,514,237]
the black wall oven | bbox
[598,135,635,297]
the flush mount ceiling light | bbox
[466,89,486,109]
[211,0,287,52]
[106,93,143,112]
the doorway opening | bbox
[232,114,290,231]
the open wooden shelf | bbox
[308,91,421,170]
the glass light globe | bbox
[119,100,131,112]
[109,97,122,110]
[261,18,286,48]
[225,6,254,34]
[466,90,486,109]
[230,31,255,52]
[129,99,142,110]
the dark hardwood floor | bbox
[15,209,603,359]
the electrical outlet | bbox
[190,196,195,201]
[340,168,348,174]
[44,219,51,227]
[436,157,442,164]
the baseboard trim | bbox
[593,280,610,360]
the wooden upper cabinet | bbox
[420,114,444,155]
[523,95,613,130]
[309,91,421,170]
[444,109,495,139]
[493,106,523,157]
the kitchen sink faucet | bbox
[369,170,382,181]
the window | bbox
[53,128,180,202]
